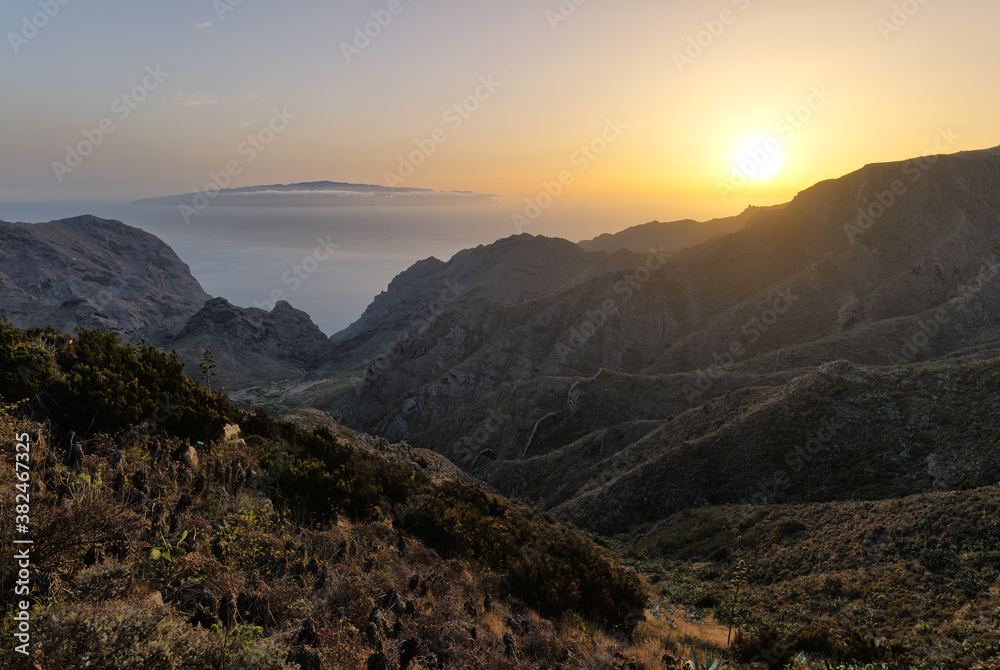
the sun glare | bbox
[731,133,785,183]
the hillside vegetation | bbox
[0,320,684,669]
[3,305,1000,668]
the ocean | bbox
[0,199,514,335]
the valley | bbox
[4,145,1000,668]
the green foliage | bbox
[686,646,731,670]
[56,328,233,439]
[0,317,59,401]
[0,320,235,440]
[240,405,302,443]
[148,531,189,563]
[210,500,279,578]
[400,479,647,625]
[270,426,412,521]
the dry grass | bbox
[0,408,708,669]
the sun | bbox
[730,133,785,182]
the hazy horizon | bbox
[5,0,1000,333]
[5,1,1000,226]
[1,186,782,332]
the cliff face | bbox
[313,146,1000,531]
[8,147,1000,538]
[326,234,642,370]
[0,215,210,344]
[170,297,337,388]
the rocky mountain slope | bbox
[577,205,782,254]
[311,145,1000,535]
[0,215,210,343]
[170,298,338,390]
[327,234,646,370]
[9,147,1000,548]
[0,320,662,670]
[0,215,347,390]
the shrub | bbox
[0,320,234,441]
[0,319,60,402]
[793,626,838,657]
[55,328,234,440]
[400,480,647,625]
[34,596,296,670]
[837,630,884,664]
[271,426,413,521]
[732,626,787,667]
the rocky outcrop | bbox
[174,298,333,369]
[327,234,642,369]
[0,215,209,343]
[171,298,336,388]
[318,145,1000,530]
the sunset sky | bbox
[3,0,999,237]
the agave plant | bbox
[148,530,188,562]
[685,646,731,670]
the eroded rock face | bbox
[315,146,1000,528]
[168,297,341,389]
[0,215,210,343]
[327,234,644,369]
[173,298,335,370]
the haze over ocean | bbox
[2,190,717,335]
[0,199,513,335]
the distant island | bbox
[133,180,499,208]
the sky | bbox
[2,0,1000,241]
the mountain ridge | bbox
[0,214,210,343]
